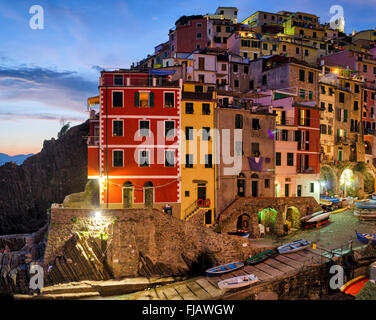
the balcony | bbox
[182,91,214,100]
[335,136,348,144]
[276,117,295,126]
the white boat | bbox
[277,239,311,254]
[300,210,324,222]
[305,211,331,223]
[217,274,259,289]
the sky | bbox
[0,0,375,155]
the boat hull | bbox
[356,232,376,245]
[277,239,311,254]
[245,250,276,265]
[340,276,369,296]
[217,275,259,289]
[206,261,244,277]
[355,201,376,209]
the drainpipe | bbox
[106,88,109,209]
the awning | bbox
[149,69,176,76]
[88,96,99,106]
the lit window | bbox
[139,150,150,167]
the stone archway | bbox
[320,165,337,195]
[123,181,133,208]
[258,208,278,234]
[286,206,300,230]
[236,214,251,232]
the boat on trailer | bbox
[356,231,376,245]
[206,261,244,277]
[302,211,331,228]
[217,274,259,289]
[277,239,311,254]
[245,249,276,266]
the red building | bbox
[169,16,208,57]
[88,70,182,215]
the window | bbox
[113,120,123,136]
[196,32,202,39]
[221,64,227,71]
[296,47,300,54]
[265,179,270,188]
[234,80,239,88]
[299,69,305,82]
[276,152,281,166]
[328,125,332,135]
[244,65,249,74]
[374,67,376,75]
[113,91,123,107]
[281,129,288,141]
[355,84,360,93]
[198,57,205,70]
[251,143,260,157]
[139,150,150,167]
[272,44,277,51]
[202,103,210,115]
[205,154,213,168]
[339,92,345,103]
[320,124,327,134]
[233,64,238,72]
[198,74,205,83]
[282,44,286,51]
[164,92,175,108]
[226,26,231,33]
[320,102,325,110]
[214,37,221,44]
[363,64,368,73]
[202,127,210,141]
[308,72,314,83]
[165,150,175,167]
[263,43,268,50]
[328,104,333,112]
[252,118,261,130]
[185,127,193,140]
[249,80,254,90]
[299,109,310,126]
[113,150,123,167]
[321,86,326,94]
[354,101,359,110]
[300,89,305,99]
[137,121,150,139]
[309,91,313,100]
[114,74,123,86]
[235,114,243,129]
[185,191,190,197]
[287,153,294,166]
[165,121,175,138]
[310,182,315,193]
[185,102,194,114]
[216,26,221,32]
[343,109,348,123]
[135,92,154,107]
[197,23,202,28]
[262,75,267,85]
[305,49,309,56]
[185,154,193,168]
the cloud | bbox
[0,64,97,111]
[0,111,85,122]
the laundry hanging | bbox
[248,157,263,172]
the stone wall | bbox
[218,197,322,237]
[43,207,275,285]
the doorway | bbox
[285,184,290,197]
[197,184,207,202]
[297,185,302,197]
[251,174,259,197]
[144,181,154,208]
[237,173,246,197]
[123,181,133,208]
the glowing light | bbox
[94,211,101,219]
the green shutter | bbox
[344,109,348,122]
[149,92,154,107]
[135,92,140,107]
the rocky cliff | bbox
[0,121,89,235]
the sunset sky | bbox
[0,0,375,155]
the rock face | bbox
[43,208,274,286]
[0,121,89,235]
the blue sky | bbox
[0,0,375,155]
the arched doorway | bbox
[340,168,354,197]
[144,181,154,207]
[365,141,372,155]
[251,174,259,197]
[236,214,250,232]
[286,207,300,230]
[320,166,336,195]
[258,208,278,233]
[123,181,133,208]
[363,171,375,194]
[237,173,246,197]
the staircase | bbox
[183,200,210,221]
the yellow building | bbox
[180,82,217,226]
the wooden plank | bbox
[253,262,285,278]
[195,278,225,299]
[282,252,309,264]
[264,258,295,274]
[206,276,221,288]
[161,286,183,300]
[174,284,198,300]
[186,281,212,299]
[243,265,273,281]
[143,288,163,300]
[274,255,303,269]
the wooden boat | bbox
[217,274,258,289]
[206,261,244,277]
[301,211,331,228]
[320,196,340,203]
[355,201,376,209]
[340,275,369,296]
[277,239,311,254]
[304,217,330,229]
[227,231,250,239]
[356,231,376,245]
[300,210,324,222]
[245,249,276,266]
[320,199,333,206]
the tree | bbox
[58,122,70,139]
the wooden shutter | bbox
[135,92,140,107]
[149,92,154,107]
